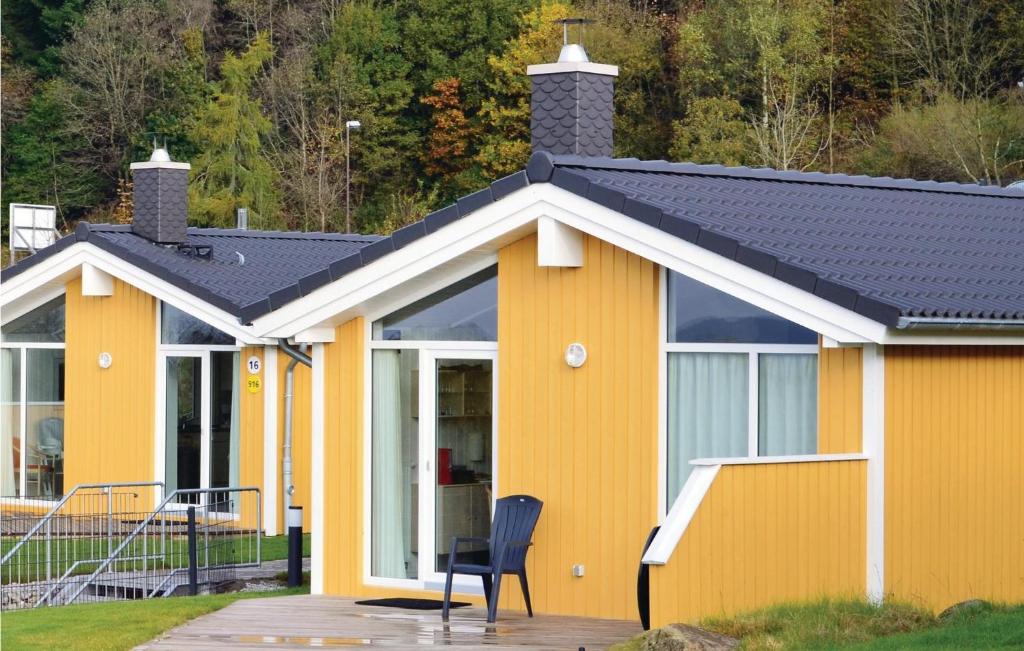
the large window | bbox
[372,266,497,341]
[1,296,67,499]
[665,272,818,501]
[159,303,239,509]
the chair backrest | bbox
[489,495,543,571]
[38,418,64,455]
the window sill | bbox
[690,452,867,466]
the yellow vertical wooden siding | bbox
[649,460,867,626]
[885,346,1024,611]
[496,233,660,620]
[238,346,265,529]
[277,349,312,532]
[322,319,362,596]
[64,278,157,499]
[320,319,486,602]
[818,345,863,453]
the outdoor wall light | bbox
[98,352,113,369]
[565,342,587,368]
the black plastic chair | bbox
[442,494,543,623]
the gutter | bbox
[278,339,312,516]
[896,316,1024,331]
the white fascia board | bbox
[246,183,1024,345]
[252,186,544,337]
[80,262,114,296]
[0,241,263,344]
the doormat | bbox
[355,597,470,610]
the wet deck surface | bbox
[136,594,641,650]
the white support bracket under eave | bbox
[80,262,114,296]
[537,216,583,267]
[292,326,336,343]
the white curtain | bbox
[165,359,179,493]
[229,352,241,491]
[1,349,18,496]
[371,350,407,578]
[758,354,817,456]
[667,352,748,500]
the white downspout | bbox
[279,340,311,516]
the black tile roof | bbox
[531,154,1024,326]
[0,223,380,322]
[5,154,1023,329]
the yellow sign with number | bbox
[246,374,262,394]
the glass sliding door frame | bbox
[0,341,66,502]
[157,345,238,510]
[364,338,498,592]
[419,348,497,588]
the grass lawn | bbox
[1,533,309,583]
[1,586,309,651]
[614,599,1024,650]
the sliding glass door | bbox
[369,348,496,586]
[161,350,239,510]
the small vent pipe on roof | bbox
[279,339,312,518]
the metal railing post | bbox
[187,506,198,596]
[107,487,114,558]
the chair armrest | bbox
[503,540,533,548]
[450,536,490,547]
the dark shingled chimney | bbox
[528,19,618,157]
[130,146,190,244]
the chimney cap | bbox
[150,147,172,163]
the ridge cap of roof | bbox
[548,154,1024,199]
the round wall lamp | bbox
[98,352,113,369]
[565,342,587,368]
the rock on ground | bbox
[616,624,739,651]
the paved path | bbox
[136,593,641,650]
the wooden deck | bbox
[137,594,642,650]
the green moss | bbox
[616,599,1024,650]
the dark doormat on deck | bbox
[355,598,470,610]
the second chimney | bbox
[130,147,190,244]
[527,24,618,157]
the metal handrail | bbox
[1,481,164,566]
[63,486,261,606]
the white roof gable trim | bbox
[253,183,1024,345]
[0,241,268,344]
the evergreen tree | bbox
[189,32,281,229]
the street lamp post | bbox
[345,120,361,233]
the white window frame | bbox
[1,293,67,504]
[659,267,820,515]
[362,267,499,595]
[154,301,241,510]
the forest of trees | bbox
[2,0,1023,239]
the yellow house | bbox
[4,41,1023,630]
[0,151,383,534]
[235,48,1024,625]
